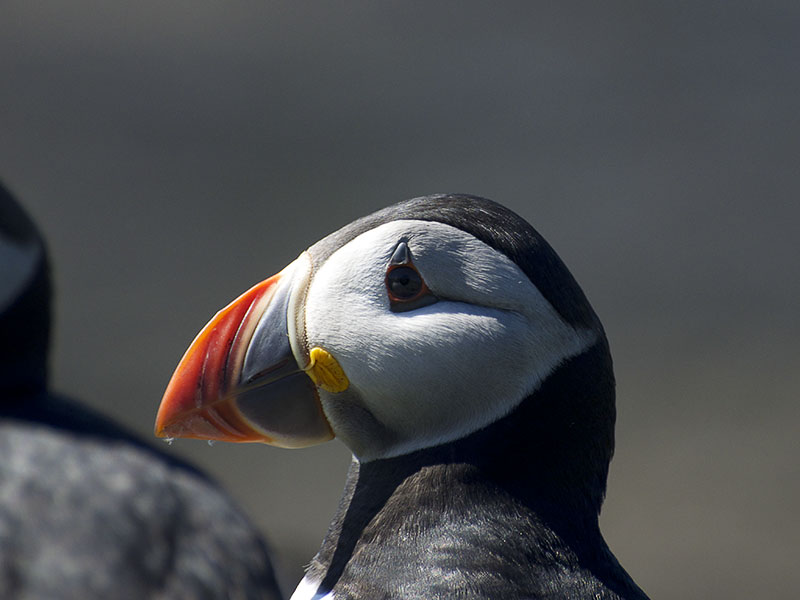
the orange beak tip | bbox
[154,261,333,449]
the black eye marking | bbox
[389,240,411,266]
[385,241,438,312]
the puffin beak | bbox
[154,257,334,448]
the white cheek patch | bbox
[0,236,41,313]
[305,220,597,460]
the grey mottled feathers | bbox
[0,420,282,600]
[0,179,283,599]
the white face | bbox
[302,220,597,461]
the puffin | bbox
[155,194,650,599]
[0,181,282,600]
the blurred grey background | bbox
[1,2,798,598]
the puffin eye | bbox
[385,241,437,312]
[386,266,423,300]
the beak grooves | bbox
[154,277,279,441]
[154,255,337,448]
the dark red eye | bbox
[385,241,438,312]
[386,266,423,300]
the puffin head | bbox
[156,195,609,465]
[0,181,51,396]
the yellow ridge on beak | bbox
[305,347,350,393]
